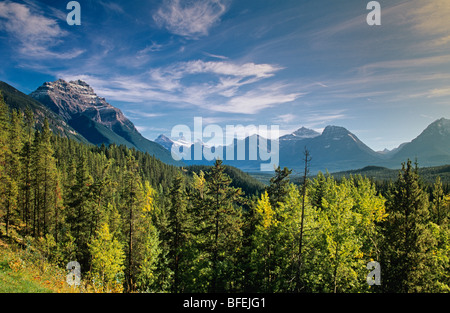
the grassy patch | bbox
[0,244,49,292]
[0,270,52,293]
[0,238,77,293]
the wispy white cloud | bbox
[426,88,450,98]
[146,59,284,97]
[60,58,301,115]
[115,42,166,68]
[98,1,125,15]
[273,113,297,124]
[406,0,450,37]
[153,0,228,39]
[311,52,450,104]
[214,87,303,114]
[139,42,164,54]
[178,60,282,78]
[0,1,84,59]
[203,52,229,60]
[0,1,63,42]
[357,55,450,74]
[124,109,165,119]
[151,60,297,113]
[301,110,348,128]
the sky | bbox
[1,0,450,151]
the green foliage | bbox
[381,160,449,292]
[88,223,125,292]
[186,164,265,197]
[266,166,292,208]
[0,100,449,293]
[249,173,387,293]
[161,173,193,292]
[188,160,245,292]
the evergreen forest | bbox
[0,94,449,293]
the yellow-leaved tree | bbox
[88,223,125,292]
[255,191,277,229]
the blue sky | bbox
[1,0,450,151]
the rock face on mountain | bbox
[30,79,133,132]
[29,79,179,165]
[0,81,87,143]
[155,134,175,151]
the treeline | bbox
[329,165,450,194]
[184,164,265,197]
[0,95,449,293]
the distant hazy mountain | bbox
[155,126,380,173]
[279,125,382,173]
[155,134,174,150]
[155,134,193,152]
[279,127,320,141]
[389,118,450,167]
[26,79,179,165]
[156,119,450,173]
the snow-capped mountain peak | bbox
[279,127,320,141]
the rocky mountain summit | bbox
[29,79,178,165]
[30,79,131,129]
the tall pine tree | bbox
[167,172,191,292]
[66,153,94,267]
[191,160,244,292]
[381,160,432,292]
[266,166,292,208]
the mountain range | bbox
[157,119,450,173]
[1,79,450,174]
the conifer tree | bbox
[20,108,34,234]
[121,156,161,291]
[296,148,311,291]
[91,159,115,236]
[0,94,9,233]
[30,118,58,236]
[381,160,432,292]
[121,155,142,291]
[53,168,64,244]
[167,172,191,292]
[134,181,160,292]
[250,190,279,292]
[309,171,328,210]
[431,176,445,225]
[192,160,244,292]
[0,99,23,236]
[66,153,94,267]
[266,166,292,208]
